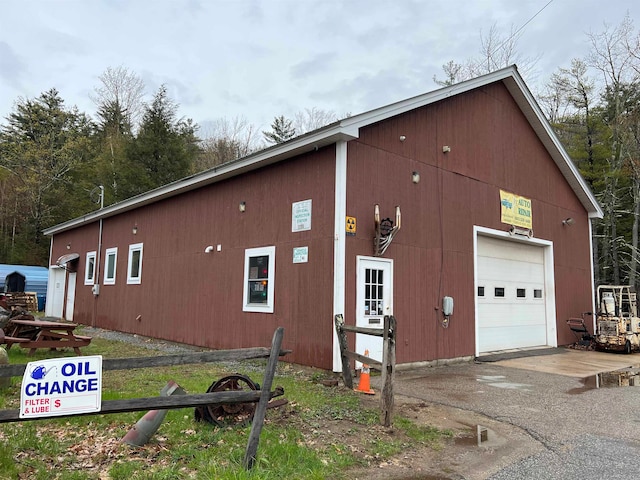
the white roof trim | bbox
[44,65,601,236]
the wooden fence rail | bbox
[334,314,396,427]
[0,327,288,470]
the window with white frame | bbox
[243,246,275,313]
[127,243,144,284]
[84,251,96,285]
[103,247,118,285]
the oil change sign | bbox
[20,355,102,418]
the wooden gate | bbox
[334,314,396,427]
[0,327,287,470]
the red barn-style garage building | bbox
[44,66,602,371]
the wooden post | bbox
[243,327,284,469]
[334,314,353,389]
[380,315,396,427]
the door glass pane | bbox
[364,268,385,316]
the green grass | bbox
[0,336,450,479]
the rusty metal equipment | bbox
[593,285,640,354]
[195,373,261,427]
[123,380,186,447]
[567,312,593,347]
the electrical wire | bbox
[488,0,555,59]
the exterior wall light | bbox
[442,145,451,153]
[562,217,575,226]
[132,225,138,235]
[239,201,246,213]
[412,171,420,184]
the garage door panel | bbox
[479,236,544,263]
[477,235,549,353]
[478,258,544,283]
[478,303,545,326]
[478,326,547,352]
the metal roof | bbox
[43,65,602,236]
[0,264,49,296]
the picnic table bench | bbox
[0,319,91,356]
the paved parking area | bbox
[491,348,639,377]
[376,348,640,479]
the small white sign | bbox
[292,199,312,232]
[293,246,309,263]
[20,355,103,419]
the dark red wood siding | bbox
[50,147,338,369]
[345,81,593,363]
[50,79,596,369]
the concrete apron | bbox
[492,348,640,377]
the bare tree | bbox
[433,23,540,86]
[194,116,261,172]
[587,15,640,286]
[293,107,339,135]
[90,66,146,130]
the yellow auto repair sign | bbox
[500,190,532,229]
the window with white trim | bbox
[104,247,118,285]
[84,251,96,285]
[243,246,275,313]
[127,243,143,284]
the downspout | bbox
[46,235,54,316]
[588,217,597,334]
[332,140,348,372]
[93,186,104,327]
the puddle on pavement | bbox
[568,368,640,394]
[476,375,532,391]
[454,425,492,447]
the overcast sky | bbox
[1,0,639,135]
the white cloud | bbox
[0,0,639,131]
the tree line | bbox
[2,15,640,293]
[0,66,339,265]
[430,15,640,290]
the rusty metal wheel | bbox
[203,374,260,427]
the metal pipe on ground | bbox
[122,380,186,447]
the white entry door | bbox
[46,267,66,318]
[65,272,76,321]
[356,256,393,364]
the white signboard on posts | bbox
[20,355,102,419]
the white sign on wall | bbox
[20,355,103,419]
[293,246,309,263]
[292,199,312,232]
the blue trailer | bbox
[0,264,48,311]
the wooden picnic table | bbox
[1,319,91,356]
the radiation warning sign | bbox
[346,216,356,235]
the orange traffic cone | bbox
[355,349,375,395]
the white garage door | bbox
[477,236,547,353]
